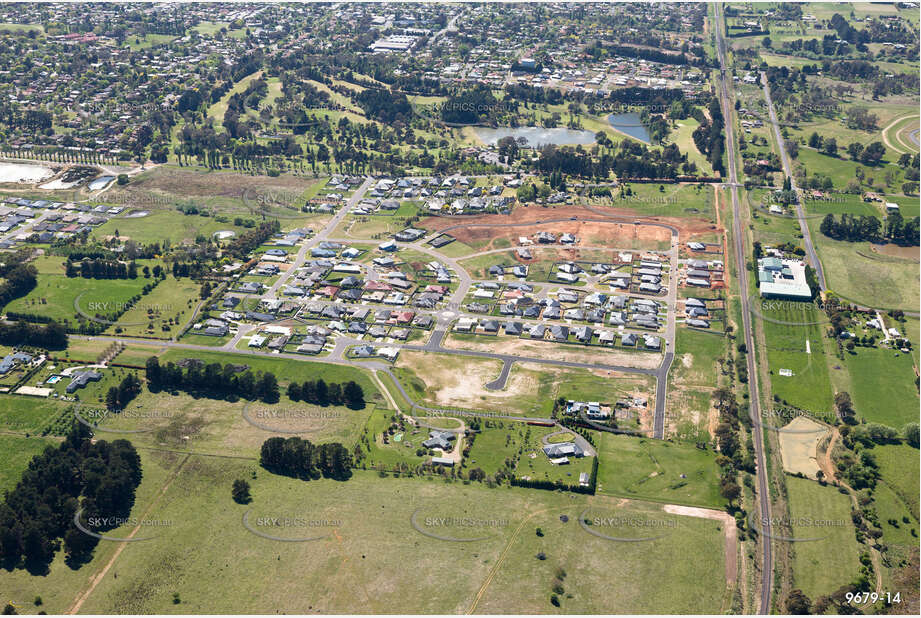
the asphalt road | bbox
[760,70,827,291]
[715,5,774,613]
[265,176,375,299]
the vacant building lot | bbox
[594,433,724,508]
[394,352,654,418]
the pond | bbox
[0,161,54,183]
[473,126,597,147]
[88,175,115,190]
[607,112,651,144]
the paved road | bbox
[760,70,826,291]
[265,176,375,299]
[716,6,773,613]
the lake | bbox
[607,112,651,144]
[473,126,597,147]
[0,161,54,183]
[88,175,115,190]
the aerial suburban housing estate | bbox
[0,2,917,616]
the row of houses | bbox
[454,317,662,349]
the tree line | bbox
[225,221,280,260]
[0,423,141,571]
[0,319,68,350]
[691,97,726,177]
[65,258,138,279]
[819,212,919,246]
[145,357,279,403]
[260,436,352,481]
[287,379,365,409]
[0,263,36,310]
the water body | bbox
[473,126,596,147]
[88,175,115,191]
[0,161,54,183]
[607,112,651,144]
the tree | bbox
[903,423,919,448]
[822,137,837,157]
[105,387,120,412]
[847,142,864,161]
[315,379,328,406]
[342,381,364,409]
[786,589,812,614]
[834,391,856,424]
[860,141,886,166]
[720,478,741,507]
[257,372,279,403]
[231,479,251,504]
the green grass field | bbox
[95,210,257,245]
[796,147,907,194]
[840,347,919,427]
[6,274,152,325]
[786,476,863,600]
[0,456,729,614]
[112,277,202,338]
[0,434,59,493]
[609,183,717,220]
[594,433,724,508]
[807,228,919,310]
[760,303,835,415]
[871,443,920,522]
[0,396,69,433]
[669,117,713,174]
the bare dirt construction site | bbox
[418,204,720,251]
[443,333,663,369]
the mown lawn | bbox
[761,303,834,415]
[6,274,152,324]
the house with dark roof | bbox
[542,442,584,459]
[66,370,102,393]
[422,430,456,451]
[245,311,275,322]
